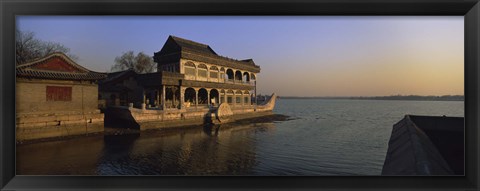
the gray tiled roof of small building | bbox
[100,69,137,85]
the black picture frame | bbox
[1,0,479,190]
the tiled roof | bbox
[100,69,137,85]
[156,36,260,72]
[135,72,162,87]
[100,85,132,93]
[16,52,106,81]
[170,35,218,56]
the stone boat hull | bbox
[105,93,277,131]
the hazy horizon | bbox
[275,94,465,97]
[16,16,464,97]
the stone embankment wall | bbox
[16,113,103,142]
[16,80,104,142]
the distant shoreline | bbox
[278,95,464,101]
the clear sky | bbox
[16,16,464,97]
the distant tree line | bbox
[350,95,464,101]
[279,95,464,101]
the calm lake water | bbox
[16,99,464,175]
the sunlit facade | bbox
[100,36,261,110]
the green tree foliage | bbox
[15,29,78,65]
[111,51,156,74]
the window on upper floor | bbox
[198,69,207,78]
[210,71,218,78]
[185,67,196,76]
[184,62,196,76]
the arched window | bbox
[210,89,219,106]
[226,69,234,81]
[243,72,250,82]
[226,90,234,104]
[198,88,208,104]
[219,67,225,80]
[185,62,196,67]
[244,90,250,104]
[219,89,226,104]
[184,88,196,104]
[184,62,196,77]
[235,90,242,104]
[235,71,242,81]
[197,64,208,78]
[251,73,256,81]
[209,66,219,79]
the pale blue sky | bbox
[17,16,464,96]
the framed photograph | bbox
[1,0,479,190]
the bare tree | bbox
[111,51,156,73]
[15,29,78,65]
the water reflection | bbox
[17,100,464,175]
[17,121,277,175]
[16,136,105,175]
[202,124,220,136]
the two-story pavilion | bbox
[101,36,260,111]
[154,35,260,110]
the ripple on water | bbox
[17,99,464,175]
